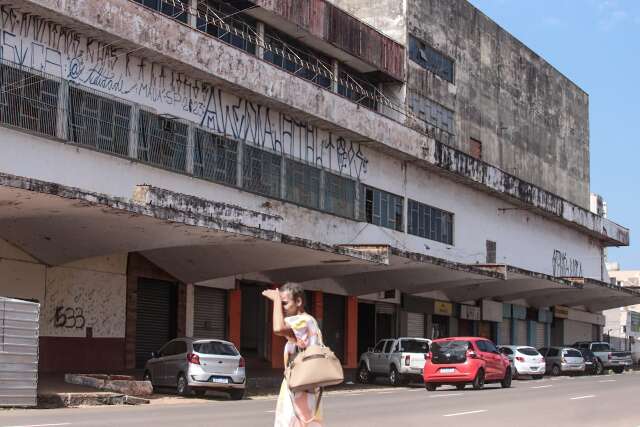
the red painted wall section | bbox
[312,290,323,321]
[39,337,125,373]
[270,284,286,369]
[227,288,242,348]
[345,296,358,368]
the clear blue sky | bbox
[467,0,640,269]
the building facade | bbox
[0,0,637,374]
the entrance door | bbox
[135,279,177,369]
[358,302,376,359]
[323,293,345,363]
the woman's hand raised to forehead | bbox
[262,289,280,301]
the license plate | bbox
[530,367,538,370]
[440,368,455,374]
[210,377,228,384]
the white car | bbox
[358,337,431,386]
[498,345,546,379]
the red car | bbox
[423,337,512,391]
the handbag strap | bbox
[288,387,323,425]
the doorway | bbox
[358,302,376,358]
[240,282,270,365]
[323,293,346,363]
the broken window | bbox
[363,186,404,232]
[408,200,454,245]
[407,91,455,144]
[408,35,454,83]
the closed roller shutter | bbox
[193,286,226,339]
[535,322,546,348]
[565,320,592,343]
[376,302,396,314]
[406,312,425,338]
[136,279,176,369]
[515,320,527,345]
[499,319,511,345]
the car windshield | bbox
[401,339,429,353]
[517,347,539,356]
[590,343,610,352]
[564,349,582,358]
[193,341,239,356]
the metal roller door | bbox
[407,312,425,338]
[535,322,546,348]
[193,286,226,339]
[515,320,527,345]
[499,319,511,345]
[136,279,177,368]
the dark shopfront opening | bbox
[240,283,270,364]
[431,315,449,339]
[323,293,345,363]
[358,302,376,357]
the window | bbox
[242,145,282,198]
[563,349,582,358]
[407,200,454,245]
[193,341,239,356]
[193,129,238,186]
[500,347,514,355]
[174,340,187,355]
[138,111,188,172]
[400,339,430,353]
[538,348,548,356]
[264,27,332,89]
[486,240,497,264]
[373,340,386,353]
[590,343,610,352]
[363,186,404,232]
[68,86,130,156]
[285,159,321,209]
[195,0,257,54]
[517,347,540,356]
[382,340,394,354]
[409,35,454,83]
[407,91,455,144]
[133,0,189,24]
[0,63,59,137]
[324,172,356,218]
[547,348,559,357]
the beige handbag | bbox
[285,344,344,392]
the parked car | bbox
[423,337,511,391]
[579,348,598,375]
[537,346,585,376]
[143,337,246,400]
[498,345,545,379]
[572,341,632,374]
[357,337,431,386]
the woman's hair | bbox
[279,282,305,305]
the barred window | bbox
[408,199,454,245]
[409,35,454,83]
[338,64,378,111]
[193,129,237,186]
[196,0,257,54]
[285,159,321,209]
[0,63,59,137]
[363,186,404,232]
[133,0,189,23]
[264,27,332,89]
[324,172,356,218]
[68,86,130,156]
[242,145,282,198]
[138,111,188,172]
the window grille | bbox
[133,0,189,23]
[193,128,238,186]
[363,185,404,232]
[242,145,282,198]
[324,172,356,218]
[408,199,454,245]
[284,159,321,209]
[138,111,188,172]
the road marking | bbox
[443,410,488,417]
[530,385,553,389]
[3,424,72,427]
[598,379,616,383]
[376,391,396,394]
[429,393,463,398]
[570,395,595,400]
[265,410,276,413]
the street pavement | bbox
[2,371,640,427]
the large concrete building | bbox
[0,0,637,374]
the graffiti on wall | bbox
[552,249,583,278]
[0,6,369,179]
[53,306,86,329]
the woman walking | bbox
[262,283,323,427]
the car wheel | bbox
[229,389,245,400]
[551,365,561,376]
[177,373,191,396]
[389,366,401,386]
[532,375,543,380]
[613,367,624,374]
[595,359,604,375]
[472,369,485,390]
[501,368,512,388]
[357,364,372,384]
[455,384,466,390]
[425,383,437,391]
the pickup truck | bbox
[572,341,633,374]
[357,337,431,386]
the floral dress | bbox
[274,313,323,427]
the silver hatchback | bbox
[143,337,246,400]
[538,346,585,376]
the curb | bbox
[37,392,150,409]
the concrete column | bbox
[56,80,69,140]
[313,290,324,329]
[331,59,339,93]
[345,296,358,368]
[426,315,434,339]
[186,284,194,337]
[227,287,242,348]
[270,283,286,369]
[188,0,197,29]
[319,170,326,212]
[280,155,287,200]
[186,125,195,174]
[510,318,516,344]
[256,21,265,60]
[128,105,140,159]
[236,140,244,188]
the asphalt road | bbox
[2,371,640,427]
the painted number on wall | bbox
[54,306,86,329]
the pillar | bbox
[227,288,241,348]
[270,284,286,369]
[313,290,323,328]
[186,284,194,337]
[188,0,197,28]
[345,296,358,368]
[256,21,265,60]
[331,59,339,93]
